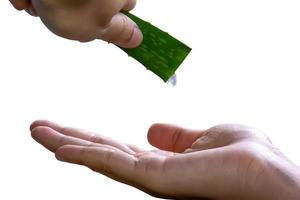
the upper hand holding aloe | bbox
[28,0,142,47]
[10,0,191,82]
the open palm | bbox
[31,121,295,200]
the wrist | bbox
[260,148,300,200]
[240,143,300,200]
[272,158,300,199]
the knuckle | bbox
[57,135,67,145]
[59,126,69,135]
[89,134,106,144]
[134,153,163,175]
[78,147,88,165]
[124,0,137,10]
[95,9,115,28]
[101,150,114,174]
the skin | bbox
[30,120,300,200]
[9,0,143,47]
[10,1,300,198]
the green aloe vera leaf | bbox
[120,12,192,82]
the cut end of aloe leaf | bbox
[120,12,192,82]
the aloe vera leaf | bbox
[120,12,192,82]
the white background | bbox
[1,0,300,199]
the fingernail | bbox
[122,26,143,48]
[56,155,65,162]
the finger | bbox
[56,145,218,199]
[98,13,143,48]
[9,0,30,10]
[147,124,205,153]
[31,126,117,153]
[55,145,138,184]
[31,120,99,141]
[55,145,172,198]
[30,120,138,154]
[122,0,136,11]
[31,120,88,138]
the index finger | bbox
[30,120,137,154]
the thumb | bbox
[147,124,204,153]
[98,13,143,48]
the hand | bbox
[9,0,143,47]
[30,121,300,200]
